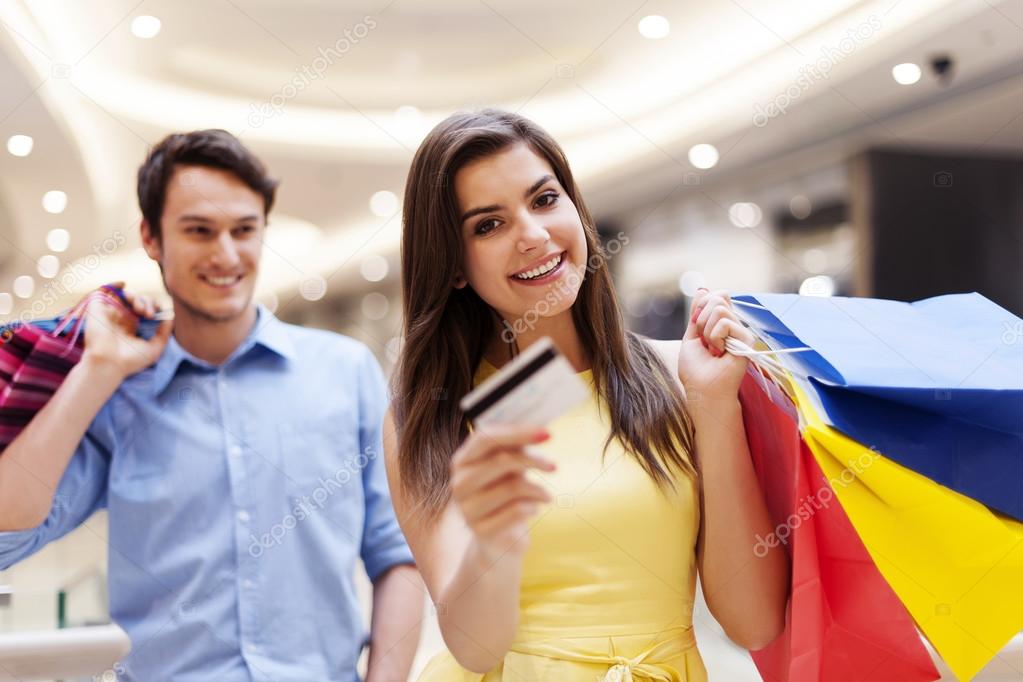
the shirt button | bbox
[228,445,242,457]
[237,510,250,523]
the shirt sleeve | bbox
[0,404,113,570]
[356,345,415,582]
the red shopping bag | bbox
[0,286,132,450]
[739,369,939,682]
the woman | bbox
[383,109,789,681]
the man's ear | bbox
[140,219,162,261]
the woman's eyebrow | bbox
[524,174,554,197]
[461,203,500,223]
[460,174,556,223]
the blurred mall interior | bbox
[0,0,1022,679]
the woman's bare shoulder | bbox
[643,338,681,370]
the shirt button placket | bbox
[219,368,260,668]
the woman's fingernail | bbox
[533,430,550,443]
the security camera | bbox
[930,54,954,83]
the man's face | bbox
[142,165,265,323]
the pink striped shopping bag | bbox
[0,286,132,450]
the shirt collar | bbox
[149,304,295,397]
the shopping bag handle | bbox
[51,285,138,354]
[97,284,174,321]
[726,299,813,380]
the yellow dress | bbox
[419,362,708,682]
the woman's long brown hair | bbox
[394,109,697,517]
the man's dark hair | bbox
[137,129,279,240]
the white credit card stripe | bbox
[474,354,589,428]
[461,346,557,420]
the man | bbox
[0,130,423,681]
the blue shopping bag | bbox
[734,292,1023,520]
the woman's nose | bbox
[516,214,550,252]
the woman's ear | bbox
[453,273,467,289]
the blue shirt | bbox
[0,307,413,681]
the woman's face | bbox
[454,142,588,330]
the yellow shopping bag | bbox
[790,379,1023,681]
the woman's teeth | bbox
[513,254,562,280]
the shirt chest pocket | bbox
[276,418,364,512]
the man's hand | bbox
[81,284,172,379]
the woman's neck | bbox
[486,310,589,373]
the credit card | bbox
[460,337,590,427]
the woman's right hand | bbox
[450,425,556,561]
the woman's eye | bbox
[535,191,559,208]
[475,218,499,235]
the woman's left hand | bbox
[677,288,756,402]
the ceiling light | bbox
[6,135,33,157]
[13,275,35,299]
[799,275,835,297]
[42,190,67,214]
[638,15,670,39]
[789,195,812,219]
[361,292,389,320]
[688,144,719,170]
[678,270,707,296]
[46,228,70,252]
[728,202,762,228]
[37,255,60,279]
[892,62,921,85]
[131,15,161,39]
[360,254,389,282]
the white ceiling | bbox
[0,0,1021,316]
